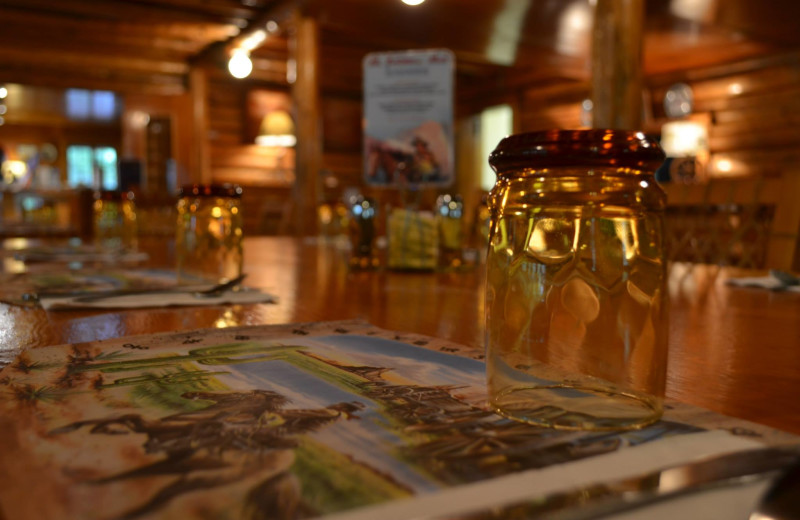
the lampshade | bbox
[256,110,297,147]
[660,120,707,158]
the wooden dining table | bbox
[2,235,800,437]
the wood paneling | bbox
[647,53,800,179]
[520,82,589,132]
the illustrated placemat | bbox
[0,269,180,306]
[0,320,795,520]
[3,241,149,265]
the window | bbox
[67,145,117,189]
[65,89,119,121]
[480,104,513,192]
[95,147,118,189]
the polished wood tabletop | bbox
[2,236,799,435]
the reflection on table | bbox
[1,235,799,436]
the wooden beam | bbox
[0,66,186,96]
[0,45,189,76]
[591,0,644,130]
[289,11,322,236]
[0,0,258,25]
[0,7,238,50]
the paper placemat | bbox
[0,320,795,520]
[0,269,276,309]
[726,271,800,292]
[39,287,277,309]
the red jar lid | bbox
[489,129,665,174]
[179,183,242,198]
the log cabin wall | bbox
[205,73,294,235]
[647,51,800,179]
[519,82,589,132]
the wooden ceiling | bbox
[0,0,799,98]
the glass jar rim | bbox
[489,129,665,175]
[179,183,242,198]
[94,190,135,201]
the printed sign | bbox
[363,49,455,187]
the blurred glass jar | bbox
[485,129,668,431]
[175,184,243,284]
[436,194,464,269]
[93,190,138,250]
[348,195,379,269]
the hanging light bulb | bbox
[228,49,253,79]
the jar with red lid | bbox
[485,129,668,431]
[93,190,138,251]
[175,183,243,284]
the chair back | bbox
[662,175,800,270]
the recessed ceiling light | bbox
[402,0,425,5]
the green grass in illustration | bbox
[127,365,230,412]
[291,436,412,513]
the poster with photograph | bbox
[363,49,454,187]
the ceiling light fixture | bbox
[228,49,253,79]
[402,0,425,5]
[240,29,267,52]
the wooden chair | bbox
[661,174,800,271]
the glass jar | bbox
[436,193,464,269]
[93,190,138,251]
[348,195,379,269]
[485,129,668,431]
[175,184,243,284]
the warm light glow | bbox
[670,0,715,21]
[557,2,592,55]
[127,110,150,129]
[0,86,7,99]
[5,160,27,178]
[286,58,297,84]
[2,160,27,184]
[401,0,425,5]
[729,83,743,95]
[256,110,296,147]
[256,135,297,147]
[660,120,708,157]
[716,159,733,172]
[240,30,267,51]
[228,49,253,79]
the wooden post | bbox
[189,67,211,184]
[591,0,644,130]
[289,12,322,236]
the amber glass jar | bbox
[485,129,668,431]
[175,184,243,284]
[93,190,138,250]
